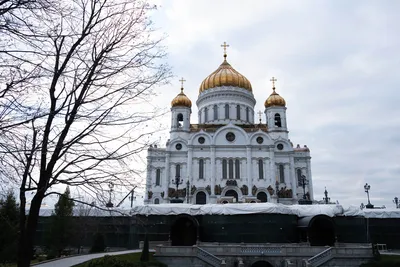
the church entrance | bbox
[257,192,268,202]
[251,260,274,267]
[195,191,207,204]
[225,189,238,202]
[170,215,198,246]
[308,215,335,246]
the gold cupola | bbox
[171,80,192,108]
[264,77,286,107]
[199,42,252,93]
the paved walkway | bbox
[32,249,143,267]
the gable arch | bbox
[249,130,274,145]
[188,131,213,146]
[168,137,188,150]
[212,123,249,146]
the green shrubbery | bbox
[360,255,400,267]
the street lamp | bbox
[298,175,312,205]
[106,182,114,208]
[275,180,280,203]
[393,197,399,209]
[323,187,330,204]
[170,176,183,203]
[364,183,373,209]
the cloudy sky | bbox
[135,0,400,208]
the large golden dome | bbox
[264,88,286,108]
[171,87,192,108]
[199,57,252,93]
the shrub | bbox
[90,233,105,253]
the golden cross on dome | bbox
[221,41,230,58]
[258,110,263,123]
[270,77,277,89]
[179,77,186,91]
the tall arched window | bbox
[225,104,229,119]
[204,107,208,122]
[297,169,302,186]
[199,159,204,179]
[176,164,181,178]
[155,169,161,186]
[258,159,264,179]
[228,159,234,179]
[236,105,240,120]
[235,159,240,179]
[279,164,285,183]
[177,113,183,128]
[222,159,227,179]
[213,105,218,120]
[274,113,282,127]
[246,107,249,122]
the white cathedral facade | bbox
[144,47,314,205]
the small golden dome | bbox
[199,57,252,93]
[264,87,286,107]
[171,87,192,108]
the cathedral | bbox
[145,44,313,205]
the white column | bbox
[284,164,290,184]
[306,158,314,200]
[164,152,170,198]
[144,156,152,203]
[246,146,252,195]
[211,146,216,196]
[270,148,276,183]
[290,156,297,199]
[188,147,193,183]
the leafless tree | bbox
[0,0,170,266]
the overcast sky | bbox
[132,0,400,208]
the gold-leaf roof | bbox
[264,88,286,108]
[199,58,252,93]
[171,88,192,108]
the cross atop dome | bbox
[270,77,277,89]
[179,77,186,92]
[221,41,230,59]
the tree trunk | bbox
[17,192,45,267]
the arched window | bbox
[257,192,268,203]
[222,159,227,179]
[246,107,249,122]
[297,169,302,186]
[176,164,181,178]
[236,105,240,120]
[155,169,161,186]
[199,159,204,179]
[258,159,264,179]
[204,107,208,122]
[225,104,229,119]
[279,164,285,183]
[196,191,207,205]
[235,159,240,179]
[228,159,234,179]
[213,105,218,120]
[274,113,282,127]
[177,113,183,128]
[154,198,160,204]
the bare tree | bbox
[0,0,170,266]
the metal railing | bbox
[307,247,334,267]
[240,246,282,255]
[195,246,223,267]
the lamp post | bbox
[275,180,280,203]
[364,183,374,209]
[298,175,312,205]
[186,180,190,204]
[323,187,330,204]
[170,176,183,203]
[106,182,114,208]
[394,197,399,209]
